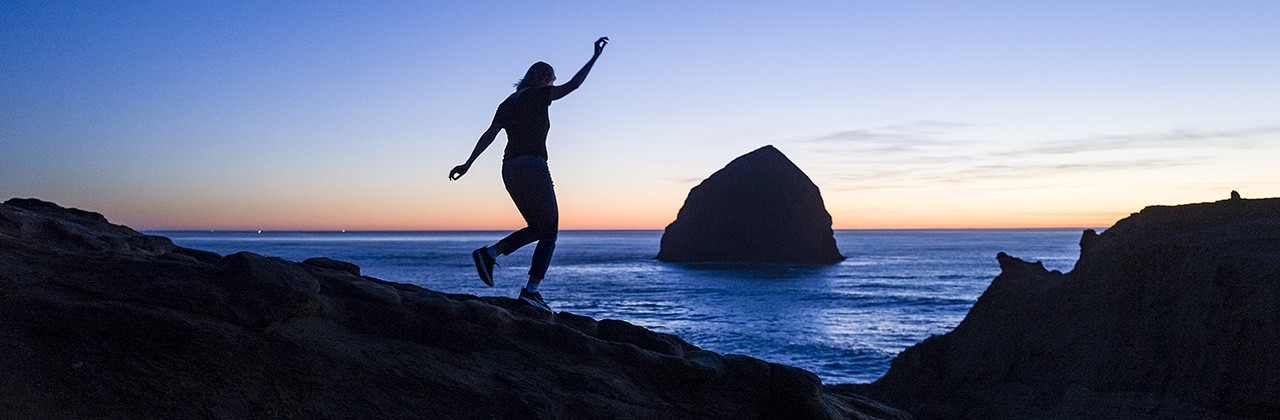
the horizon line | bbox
[142,226,1105,233]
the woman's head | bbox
[515,61,555,90]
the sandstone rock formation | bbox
[850,197,1280,419]
[0,198,905,420]
[657,146,843,264]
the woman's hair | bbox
[514,61,555,90]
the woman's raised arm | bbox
[550,37,608,101]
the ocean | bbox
[157,229,1086,384]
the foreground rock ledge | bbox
[852,197,1280,419]
[658,145,844,264]
[0,198,905,420]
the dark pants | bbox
[494,155,558,280]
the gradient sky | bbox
[3,1,1279,230]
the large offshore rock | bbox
[850,196,1280,419]
[0,198,905,420]
[657,146,843,264]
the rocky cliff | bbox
[852,197,1280,419]
[657,145,843,264]
[0,198,905,419]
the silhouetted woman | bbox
[449,37,608,312]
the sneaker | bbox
[518,288,553,312]
[471,247,497,287]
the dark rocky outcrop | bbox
[657,146,843,264]
[0,198,906,420]
[852,197,1280,419]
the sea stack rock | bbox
[657,145,843,264]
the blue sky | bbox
[3,1,1278,229]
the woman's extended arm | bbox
[550,37,608,101]
[449,121,502,181]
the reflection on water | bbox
[158,229,1085,384]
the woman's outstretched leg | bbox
[499,155,558,311]
[471,155,558,311]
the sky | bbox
[3,1,1278,230]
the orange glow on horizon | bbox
[85,180,1252,232]
[119,206,1126,231]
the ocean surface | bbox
[157,229,1086,384]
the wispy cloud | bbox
[875,120,975,132]
[803,120,981,154]
[943,159,1198,180]
[1004,125,1280,157]
[782,122,1280,191]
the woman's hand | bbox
[594,36,609,56]
[449,163,470,181]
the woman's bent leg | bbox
[494,227,537,255]
[497,156,558,280]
